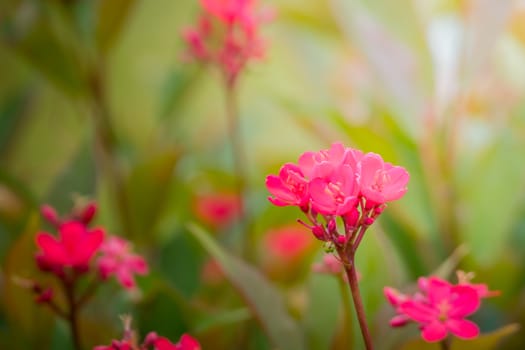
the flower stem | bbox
[63,278,82,350]
[224,81,248,244]
[440,337,451,350]
[338,248,374,350]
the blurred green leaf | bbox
[126,150,180,241]
[159,67,202,120]
[400,323,519,350]
[2,3,86,96]
[458,133,525,265]
[95,0,136,55]
[2,213,55,349]
[302,273,341,350]
[44,143,96,213]
[188,223,306,350]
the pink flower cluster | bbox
[384,271,499,342]
[183,0,272,86]
[94,333,200,350]
[94,316,200,350]
[35,202,148,291]
[265,142,409,249]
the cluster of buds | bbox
[183,0,273,86]
[94,315,200,350]
[265,142,410,259]
[384,271,499,342]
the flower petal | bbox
[446,319,479,340]
[448,285,481,318]
[421,321,448,342]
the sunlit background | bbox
[2,0,525,349]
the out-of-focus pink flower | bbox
[35,221,104,271]
[358,153,409,206]
[385,275,487,343]
[184,0,271,86]
[312,254,343,275]
[155,334,201,350]
[93,340,132,350]
[266,164,309,208]
[194,192,241,229]
[264,224,315,263]
[97,237,148,289]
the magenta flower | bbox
[358,153,409,206]
[97,237,148,289]
[266,163,309,208]
[35,221,104,271]
[385,273,497,343]
[400,277,480,342]
[309,163,359,216]
[193,191,241,229]
[155,334,201,350]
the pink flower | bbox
[193,192,241,229]
[309,163,359,216]
[97,237,148,289]
[264,224,315,263]
[388,276,482,342]
[155,334,201,350]
[266,163,309,208]
[456,270,500,298]
[312,254,343,275]
[35,221,104,271]
[184,0,270,86]
[358,153,409,206]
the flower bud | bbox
[311,225,327,241]
[79,202,97,224]
[41,205,60,227]
[364,217,375,226]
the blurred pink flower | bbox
[35,221,104,272]
[97,237,148,289]
[183,0,271,86]
[155,334,201,350]
[194,192,241,229]
[264,224,315,263]
[312,254,344,275]
[385,275,490,343]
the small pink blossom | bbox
[35,221,104,272]
[385,274,495,343]
[264,224,315,263]
[193,192,241,229]
[97,237,148,289]
[358,153,409,206]
[266,163,309,208]
[155,334,201,350]
[312,254,343,275]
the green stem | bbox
[224,80,248,246]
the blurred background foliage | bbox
[1,0,525,349]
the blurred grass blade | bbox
[95,0,137,55]
[187,223,306,350]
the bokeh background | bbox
[2,0,525,349]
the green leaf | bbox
[400,323,520,350]
[2,213,55,349]
[187,223,306,350]
[95,0,137,54]
[126,150,180,242]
